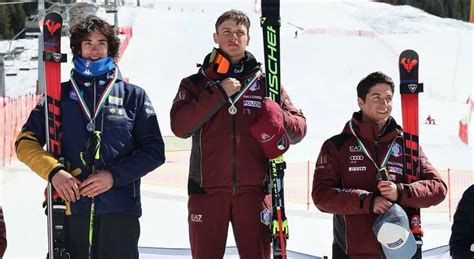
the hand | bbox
[262,194,272,210]
[373,196,393,214]
[220,77,241,97]
[51,169,82,202]
[79,169,114,198]
[378,181,398,202]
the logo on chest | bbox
[108,96,123,106]
[348,166,366,172]
[350,145,362,152]
[243,100,262,108]
[249,81,261,91]
[243,94,262,108]
[350,155,364,163]
[388,166,403,175]
[105,106,126,121]
[69,90,78,101]
[390,142,403,157]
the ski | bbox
[42,11,68,259]
[260,1,288,258]
[399,49,424,259]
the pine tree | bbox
[0,6,13,39]
[424,0,446,18]
[9,4,26,36]
[460,0,470,21]
[389,0,470,21]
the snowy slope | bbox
[116,1,473,170]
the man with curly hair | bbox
[16,15,165,258]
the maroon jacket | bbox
[0,206,6,257]
[312,112,447,258]
[170,51,306,194]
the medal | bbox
[86,122,95,132]
[376,167,389,181]
[224,70,263,117]
[69,68,119,133]
[228,105,237,115]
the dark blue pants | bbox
[65,214,140,259]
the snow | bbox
[1,0,473,258]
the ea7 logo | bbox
[191,214,203,223]
[349,146,362,152]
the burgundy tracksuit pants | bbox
[188,191,271,259]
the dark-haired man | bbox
[312,71,446,259]
[16,15,165,258]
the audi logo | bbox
[350,155,364,161]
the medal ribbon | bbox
[70,67,119,127]
[348,120,396,171]
[226,69,263,113]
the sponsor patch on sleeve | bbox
[315,154,332,170]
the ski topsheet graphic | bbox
[399,49,424,259]
[260,1,289,258]
[42,11,68,259]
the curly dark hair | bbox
[69,15,120,60]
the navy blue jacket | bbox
[17,69,165,217]
[0,206,5,257]
[450,184,474,259]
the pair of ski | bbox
[43,12,97,259]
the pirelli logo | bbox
[349,166,366,172]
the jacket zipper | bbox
[374,139,379,167]
[232,114,237,194]
[132,181,136,197]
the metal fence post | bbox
[37,0,45,95]
[0,54,5,97]
[448,168,452,221]
[307,160,310,210]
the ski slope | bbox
[117,1,473,170]
[1,0,473,258]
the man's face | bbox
[358,83,393,124]
[213,20,249,63]
[80,31,108,61]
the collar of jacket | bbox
[344,111,402,143]
[199,50,261,81]
[70,68,123,90]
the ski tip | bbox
[399,49,418,58]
